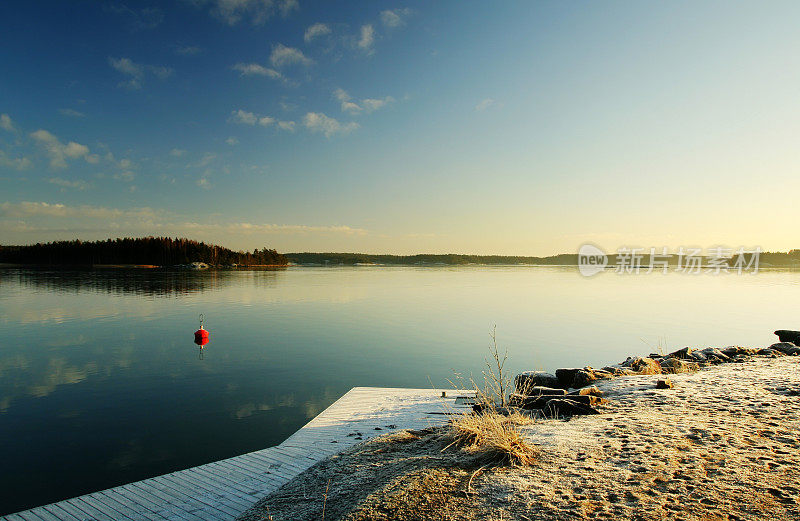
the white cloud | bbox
[225,136,239,145]
[202,0,298,26]
[232,62,283,79]
[0,201,157,221]
[64,142,89,159]
[30,129,92,169]
[1,114,16,132]
[0,201,369,241]
[170,148,187,157]
[59,108,86,118]
[48,177,90,190]
[303,112,358,137]
[230,109,258,125]
[304,22,331,42]
[380,8,411,27]
[109,57,173,90]
[357,24,375,54]
[270,43,312,67]
[361,97,394,113]
[0,150,32,170]
[333,89,394,114]
[231,110,294,132]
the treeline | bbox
[286,252,578,265]
[0,237,288,266]
[287,250,800,267]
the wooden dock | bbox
[2,387,470,521]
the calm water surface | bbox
[0,266,797,514]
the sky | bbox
[1,0,800,255]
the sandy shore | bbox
[239,354,800,520]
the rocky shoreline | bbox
[504,333,800,418]
[239,334,800,520]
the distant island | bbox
[0,237,288,267]
[2,238,800,268]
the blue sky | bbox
[2,1,800,254]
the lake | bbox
[0,265,796,514]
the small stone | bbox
[656,378,673,389]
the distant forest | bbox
[286,252,578,265]
[287,250,800,267]
[0,237,288,266]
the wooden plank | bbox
[63,499,114,521]
[119,484,212,521]
[146,476,234,520]
[40,504,83,521]
[154,473,245,516]
[65,495,132,521]
[24,508,64,521]
[43,502,94,521]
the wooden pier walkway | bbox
[2,387,470,521]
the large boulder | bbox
[660,357,699,374]
[602,366,636,376]
[515,371,560,393]
[543,399,600,418]
[555,368,581,388]
[769,342,800,356]
[721,346,756,357]
[624,357,662,375]
[775,330,800,346]
[518,386,567,397]
[697,347,730,363]
[667,347,694,359]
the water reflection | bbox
[1,267,285,297]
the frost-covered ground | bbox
[240,355,800,521]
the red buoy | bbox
[194,327,209,346]
[194,313,209,346]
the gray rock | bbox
[660,357,699,374]
[543,398,600,418]
[555,368,581,388]
[667,347,694,359]
[514,371,560,393]
[698,347,730,363]
[520,386,567,397]
[769,342,800,356]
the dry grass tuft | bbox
[444,410,538,466]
